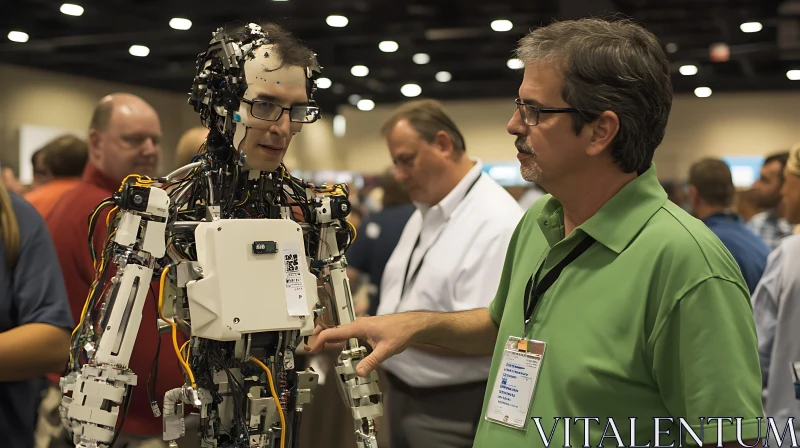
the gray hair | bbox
[516,18,672,174]
[381,99,466,152]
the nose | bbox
[270,113,292,138]
[141,137,159,156]
[394,165,410,184]
[507,108,525,137]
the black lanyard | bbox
[397,173,484,308]
[523,235,596,330]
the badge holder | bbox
[792,362,800,400]
[485,336,546,431]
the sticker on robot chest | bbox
[485,336,546,431]
[282,241,308,316]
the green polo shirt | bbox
[473,165,764,447]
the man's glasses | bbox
[241,98,321,123]
[514,98,583,126]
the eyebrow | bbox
[518,97,545,107]
[254,93,310,107]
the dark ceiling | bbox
[0,0,798,115]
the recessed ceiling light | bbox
[694,87,712,98]
[379,41,399,53]
[435,71,452,83]
[665,43,678,53]
[679,65,698,76]
[357,99,375,111]
[787,70,800,81]
[129,45,150,57]
[507,58,524,70]
[740,22,763,33]
[413,53,430,65]
[7,31,29,43]
[401,83,422,97]
[333,115,346,137]
[60,3,84,16]
[326,15,348,28]
[348,94,362,105]
[316,77,332,89]
[169,18,192,30]
[350,65,369,77]
[491,19,513,32]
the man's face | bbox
[507,62,592,188]
[387,120,448,206]
[235,46,308,172]
[780,167,800,224]
[93,104,162,182]
[752,160,783,209]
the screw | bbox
[233,317,240,324]
[340,203,348,212]
[133,194,143,205]
[217,227,222,231]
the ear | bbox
[88,130,103,161]
[432,130,454,157]
[688,184,699,205]
[585,110,620,158]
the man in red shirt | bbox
[45,93,187,445]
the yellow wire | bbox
[347,220,357,243]
[106,206,119,227]
[157,265,196,388]
[180,341,190,360]
[249,356,286,448]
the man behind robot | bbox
[59,22,383,448]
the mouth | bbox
[258,144,283,152]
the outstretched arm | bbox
[0,324,69,381]
[307,308,498,377]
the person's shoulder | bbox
[48,182,110,219]
[10,192,44,223]
[774,233,800,254]
[473,176,525,221]
[642,201,743,282]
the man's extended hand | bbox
[305,314,421,377]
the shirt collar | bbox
[82,163,121,193]
[537,163,667,254]
[415,158,483,220]
[703,211,741,225]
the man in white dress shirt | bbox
[376,99,523,448]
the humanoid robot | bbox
[58,23,383,448]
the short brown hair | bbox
[42,135,88,177]
[689,158,735,207]
[381,99,466,152]
[516,18,672,174]
[225,22,316,70]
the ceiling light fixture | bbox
[7,31,29,43]
[129,45,150,57]
[333,115,346,137]
[379,41,399,53]
[665,43,678,53]
[412,53,430,65]
[787,70,800,81]
[507,58,524,70]
[401,83,422,97]
[435,71,452,83]
[316,77,332,89]
[679,65,698,76]
[357,99,375,111]
[60,3,84,16]
[350,65,369,77]
[169,18,192,30]
[491,19,513,32]
[740,22,763,33]
[694,87,712,98]
[348,94,362,105]
[326,15,348,28]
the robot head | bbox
[189,22,322,172]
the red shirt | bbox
[46,164,187,436]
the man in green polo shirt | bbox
[309,17,764,447]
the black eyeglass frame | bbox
[514,98,584,126]
[240,98,321,123]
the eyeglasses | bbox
[514,98,583,126]
[240,98,321,123]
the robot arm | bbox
[60,177,173,447]
[311,190,383,448]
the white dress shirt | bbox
[377,159,524,387]
[752,234,800,440]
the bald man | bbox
[175,126,208,168]
[43,93,188,446]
